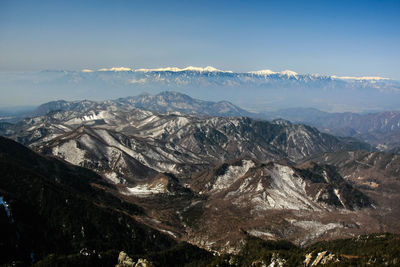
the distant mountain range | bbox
[1,66,400,112]
[28,91,253,118]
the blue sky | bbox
[0,0,399,79]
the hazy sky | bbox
[1,0,399,79]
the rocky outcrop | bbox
[135,258,153,267]
[304,251,339,266]
[116,251,154,267]
[116,251,135,267]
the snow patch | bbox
[249,69,277,75]
[0,196,11,218]
[98,67,132,72]
[280,70,298,76]
[159,229,178,238]
[262,165,320,210]
[129,78,147,84]
[249,69,298,77]
[334,189,346,208]
[65,111,108,125]
[331,75,389,80]
[322,170,329,183]
[52,140,86,166]
[104,172,121,184]
[294,220,342,245]
[135,66,233,73]
[81,69,93,73]
[125,183,168,196]
[212,160,255,191]
[248,164,326,212]
[248,230,275,239]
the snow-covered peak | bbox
[280,70,298,77]
[248,69,277,75]
[331,75,389,81]
[134,66,233,73]
[249,69,298,77]
[78,67,391,81]
[98,67,133,72]
[212,160,255,192]
[82,69,94,73]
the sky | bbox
[0,0,399,79]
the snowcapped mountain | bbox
[81,65,388,81]
[1,66,399,112]
[134,66,233,73]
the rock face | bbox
[135,258,153,267]
[268,252,286,267]
[116,252,154,267]
[116,251,135,267]
[303,251,339,266]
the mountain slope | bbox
[25,91,253,119]
[0,136,179,265]
[302,150,400,239]
[307,150,400,183]
[11,92,399,153]
[3,104,371,183]
[182,159,375,251]
[263,108,400,150]
[116,91,254,117]
[6,91,399,153]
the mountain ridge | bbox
[1,102,371,183]
[81,66,393,81]
[17,91,399,152]
[2,67,400,112]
